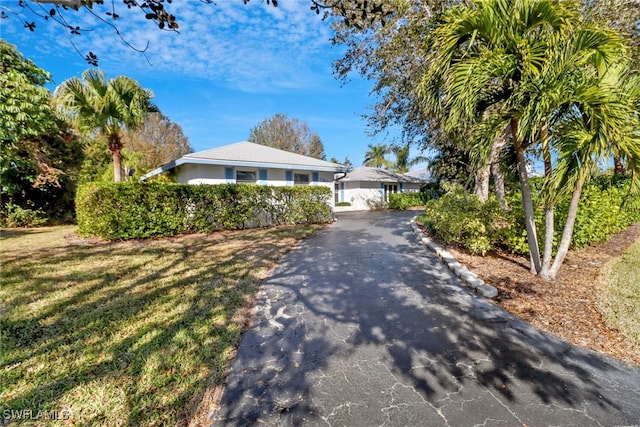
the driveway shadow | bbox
[214,211,640,426]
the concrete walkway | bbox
[213,211,640,426]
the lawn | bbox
[597,237,640,349]
[0,224,320,425]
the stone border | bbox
[410,216,499,299]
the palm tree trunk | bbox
[108,135,124,183]
[490,128,509,209]
[474,164,490,202]
[545,177,585,279]
[540,124,554,273]
[614,156,625,176]
[511,119,542,274]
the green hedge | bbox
[421,190,507,255]
[76,182,332,239]
[503,176,640,254]
[419,176,640,256]
[389,192,433,210]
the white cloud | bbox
[2,0,339,93]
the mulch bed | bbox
[435,224,640,366]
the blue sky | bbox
[1,0,423,167]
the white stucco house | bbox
[141,141,347,206]
[334,167,429,211]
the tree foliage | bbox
[331,0,640,279]
[248,113,326,159]
[0,40,84,225]
[419,0,640,279]
[582,0,640,70]
[121,112,193,172]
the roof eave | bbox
[140,157,346,181]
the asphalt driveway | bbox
[213,210,640,426]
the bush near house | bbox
[502,176,640,255]
[389,192,433,210]
[421,189,507,255]
[76,182,332,239]
[419,176,640,256]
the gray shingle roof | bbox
[186,141,343,169]
[338,167,426,183]
[404,167,435,183]
[141,141,346,180]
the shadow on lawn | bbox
[1,228,313,425]
[214,211,639,425]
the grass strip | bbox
[596,237,640,349]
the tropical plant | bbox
[363,143,392,168]
[54,69,158,182]
[419,0,640,279]
[390,144,429,173]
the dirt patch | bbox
[432,224,640,366]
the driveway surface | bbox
[213,211,640,426]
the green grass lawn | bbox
[597,237,640,350]
[0,224,320,425]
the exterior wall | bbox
[176,164,227,184]
[175,164,335,206]
[335,181,423,211]
[402,183,422,192]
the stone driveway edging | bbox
[410,216,499,299]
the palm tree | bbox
[54,69,158,182]
[363,143,392,169]
[390,144,429,173]
[420,0,639,279]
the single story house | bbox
[334,166,428,211]
[141,141,347,206]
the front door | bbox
[383,183,398,202]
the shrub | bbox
[389,192,432,210]
[0,203,48,228]
[335,202,351,207]
[419,190,507,255]
[76,182,332,239]
[502,176,640,255]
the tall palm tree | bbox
[363,143,392,169]
[390,144,429,173]
[54,69,157,182]
[420,0,638,279]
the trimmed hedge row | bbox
[76,182,333,239]
[419,176,640,256]
[388,192,434,210]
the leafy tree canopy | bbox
[249,113,326,160]
[121,112,193,172]
[0,40,84,224]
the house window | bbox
[294,173,310,186]
[236,170,257,183]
